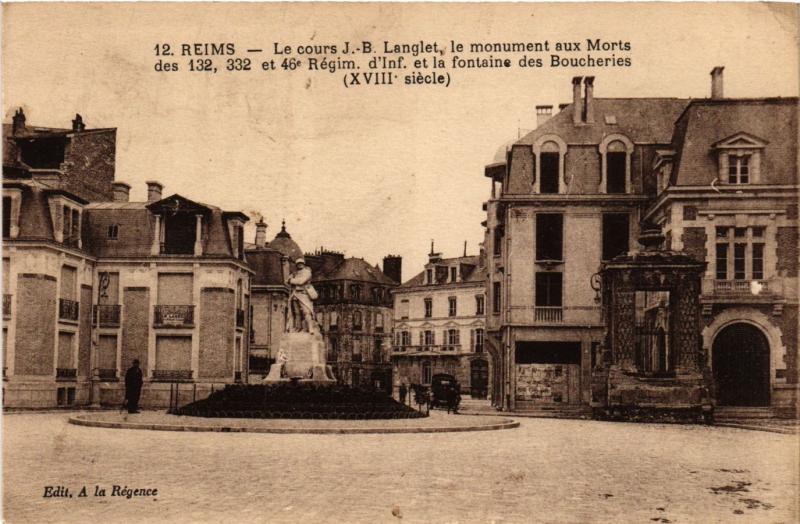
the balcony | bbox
[154,305,194,328]
[392,345,462,354]
[236,309,245,329]
[56,368,77,381]
[58,299,79,322]
[152,369,193,382]
[93,304,121,327]
[3,294,11,319]
[713,279,770,295]
[534,306,563,323]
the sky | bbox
[3,3,798,281]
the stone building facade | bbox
[3,110,252,408]
[391,249,489,398]
[306,250,399,392]
[484,69,799,414]
[643,70,798,413]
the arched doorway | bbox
[470,359,488,399]
[712,323,770,406]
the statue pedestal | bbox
[264,332,335,383]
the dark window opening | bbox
[734,243,746,280]
[535,272,562,307]
[2,197,11,238]
[536,213,563,261]
[492,282,501,314]
[602,214,630,261]
[540,153,559,194]
[163,214,197,255]
[515,342,581,365]
[715,243,728,280]
[20,137,66,169]
[752,243,764,280]
[607,152,626,193]
[107,224,119,239]
[493,227,504,256]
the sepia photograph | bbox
[2,2,799,522]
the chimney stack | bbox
[536,105,553,128]
[583,76,595,124]
[710,66,724,99]
[383,255,402,284]
[112,182,131,202]
[146,181,163,202]
[12,108,26,136]
[572,76,583,125]
[255,220,268,248]
[72,114,85,132]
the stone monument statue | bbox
[265,258,335,383]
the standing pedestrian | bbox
[399,383,408,405]
[124,359,143,414]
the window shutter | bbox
[470,329,475,351]
[419,331,424,345]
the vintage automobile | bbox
[430,373,461,410]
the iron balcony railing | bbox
[392,345,461,354]
[154,305,195,327]
[2,294,11,318]
[56,368,77,380]
[534,306,563,323]
[713,279,770,295]
[58,299,80,322]
[93,304,121,327]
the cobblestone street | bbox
[3,413,798,523]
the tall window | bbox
[540,153,560,194]
[536,213,563,261]
[607,152,627,193]
[422,361,432,384]
[535,272,562,307]
[602,214,630,261]
[449,267,457,282]
[330,311,338,329]
[353,311,362,330]
[475,294,485,315]
[375,312,384,331]
[400,331,411,346]
[424,298,432,318]
[426,269,434,284]
[2,197,11,238]
[492,282,501,313]
[448,297,457,317]
[424,330,434,346]
[493,227,503,256]
[447,329,460,346]
[474,328,485,353]
[399,299,409,319]
[716,226,766,281]
[728,155,750,184]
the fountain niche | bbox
[591,225,714,423]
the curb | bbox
[714,422,799,435]
[68,415,520,434]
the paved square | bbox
[3,413,798,523]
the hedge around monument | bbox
[175,383,427,419]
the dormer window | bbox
[449,266,457,282]
[713,132,767,186]
[46,193,84,249]
[532,135,567,194]
[107,224,119,239]
[426,268,434,285]
[728,154,750,184]
[599,134,634,194]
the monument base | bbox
[264,331,335,384]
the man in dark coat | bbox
[124,359,143,413]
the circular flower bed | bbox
[176,383,427,419]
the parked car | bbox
[430,373,460,410]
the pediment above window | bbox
[712,132,768,150]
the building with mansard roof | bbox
[306,249,401,391]
[391,246,488,399]
[483,68,798,416]
[3,109,252,408]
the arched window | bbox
[532,135,567,194]
[599,134,634,194]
